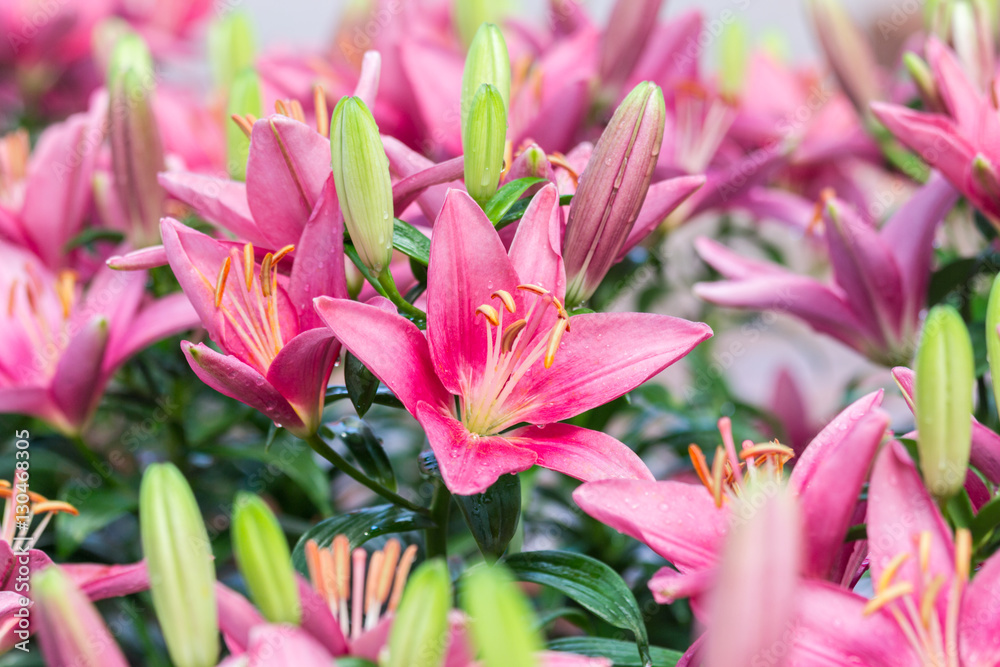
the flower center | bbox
[688,417,795,508]
[211,243,293,374]
[304,535,418,640]
[0,479,78,551]
[231,84,332,140]
[673,81,735,174]
[461,284,570,435]
[6,265,77,377]
[863,529,971,667]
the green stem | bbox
[379,268,427,322]
[425,481,452,559]
[304,433,428,515]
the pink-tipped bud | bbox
[563,81,665,306]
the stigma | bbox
[304,535,418,640]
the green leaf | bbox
[455,473,520,562]
[393,218,431,265]
[56,487,137,557]
[291,505,434,574]
[63,227,126,252]
[483,177,547,222]
[345,352,379,417]
[971,493,1000,544]
[325,385,405,410]
[547,638,682,667]
[321,417,396,491]
[496,194,573,230]
[503,550,650,664]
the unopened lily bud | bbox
[563,81,665,306]
[719,21,748,98]
[914,305,974,500]
[226,67,263,181]
[384,559,451,667]
[140,463,219,667]
[806,0,882,113]
[462,565,541,667]
[454,0,506,48]
[460,23,510,130]
[951,0,995,90]
[598,0,664,94]
[232,493,301,625]
[925,0,952,38]
[92,18,132,74]
[34,565,129,667]
[331,96,394,275]
[986,274,1000,418]
[108,31,164,247]
[463,83,507,206]
[903,52,944,113]
[208,11,257,93]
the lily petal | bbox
[415,401,536,496]
[289,176,348,330]
[506,423,654,482]
[158,172,266,245]
[105,293,200,372]
[50,316,109,431]
[959,549,1000,665]
[266,328,340,436]
[509,183,566,298]
[620,174,706,258]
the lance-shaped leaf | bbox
[456,473,521,562]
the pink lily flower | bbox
[160,174,346,437]
[0,483,147,653]
[218,536,609,667]
[694,175,958,365]
[316,185,711,495]
[872,38,1000,224]
[573,391,889,612]
[0,93,106,269]
[772,441,1000,666]
[0,241,198,434]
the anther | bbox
[547,152,579,187]
[230,114,254,138]
[738,442,794,460]
[501,320,527,353]
[955,528,972,581]
[314,86,330,138]
[476,304,500,326]
[275,99,290,117]
[215,257,231,308]
[290,100,306,123]
[517,283,550,296]
[689,445,713,490]
[710,446,725,508]
[920,575,947,628]
[863,581,915,616]
[32,500,79,516]
[877,552,910,593]
[544,318,569,368]
[918,531,932,574]
[491,290,516,313]
[272,245,295,264]
[388,544,418,612]
[259,254,274,297]
[55,270,77,319]
[243,243,255,291]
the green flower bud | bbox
[140,463,219,667]
[462,83,507,206]
[986,273,1000,419]
[232,493,301,625]
[384,559,452,667]
[914,305,974,500]
[461,565,540,667]
[454,0,507,48]
[718,20,748,98]
[108,31,164,247]
[226,68,263,181]
[330,96,395,275]
[460,23,510,130]
[904,52,944,113]
[209,11,257,93]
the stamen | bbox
[807,187,835,235]
[491,290,516,313]
[500,139,514,180]
[738,442,795,460]
[259,253,274,298]
[864,582,915,616]
[877,552,910,593]
[290,100,306,124]
[501,320,527,353]
[377,539,401,608]
[275,99,290,117]
[214,257,231,308]
[918,531,931,574]
[243,243,255,291]
[363,549,384,630]
[351,548,366,640]
[476,304,500,326]
[314,86,330,138]
[388,544,418,612]
[955,528,971,581]
[231,114,254,138]
[544,318,568,369]
[517,283,549,296]
[920,575,947,629]
[334,535,350,635]
[31,501,78,516]
[710,446,726,508]
[319,547,339,613]
[55,270,77,319]
[718,417,743,487]
[688,445,713,490]
[272,245,295,264]
[547,152,579,187]
[305,540,323,594]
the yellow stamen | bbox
[738,442,795,460]
[501,320,527,353]
[476,304,500,326]
[314,86,330,138]
[688,445,713,490]
[376,539,401,605]
[517,283,549,296]
[259,253,274,298]
[388,544,418,612]
[918,531,932,574]
[231,114,254,138]
[364,549,384,613]
[710,446,725,508]
[272,244,295,265]
[547,152,579,187]
[214,256,232,308]
[544,318,569,368]
[319,546,339,605]
[920,575,947,628]
[491,290,516,313]
[31,500,79,516]
[275,99,290,117]
[955,528,972,581]
[333,535,351,601]
[290,99,306,124]
[877,552,910,594]
[243,243,255,291]
[863,582,915,616]
[55,270,77,319]
[305,539,323,593]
